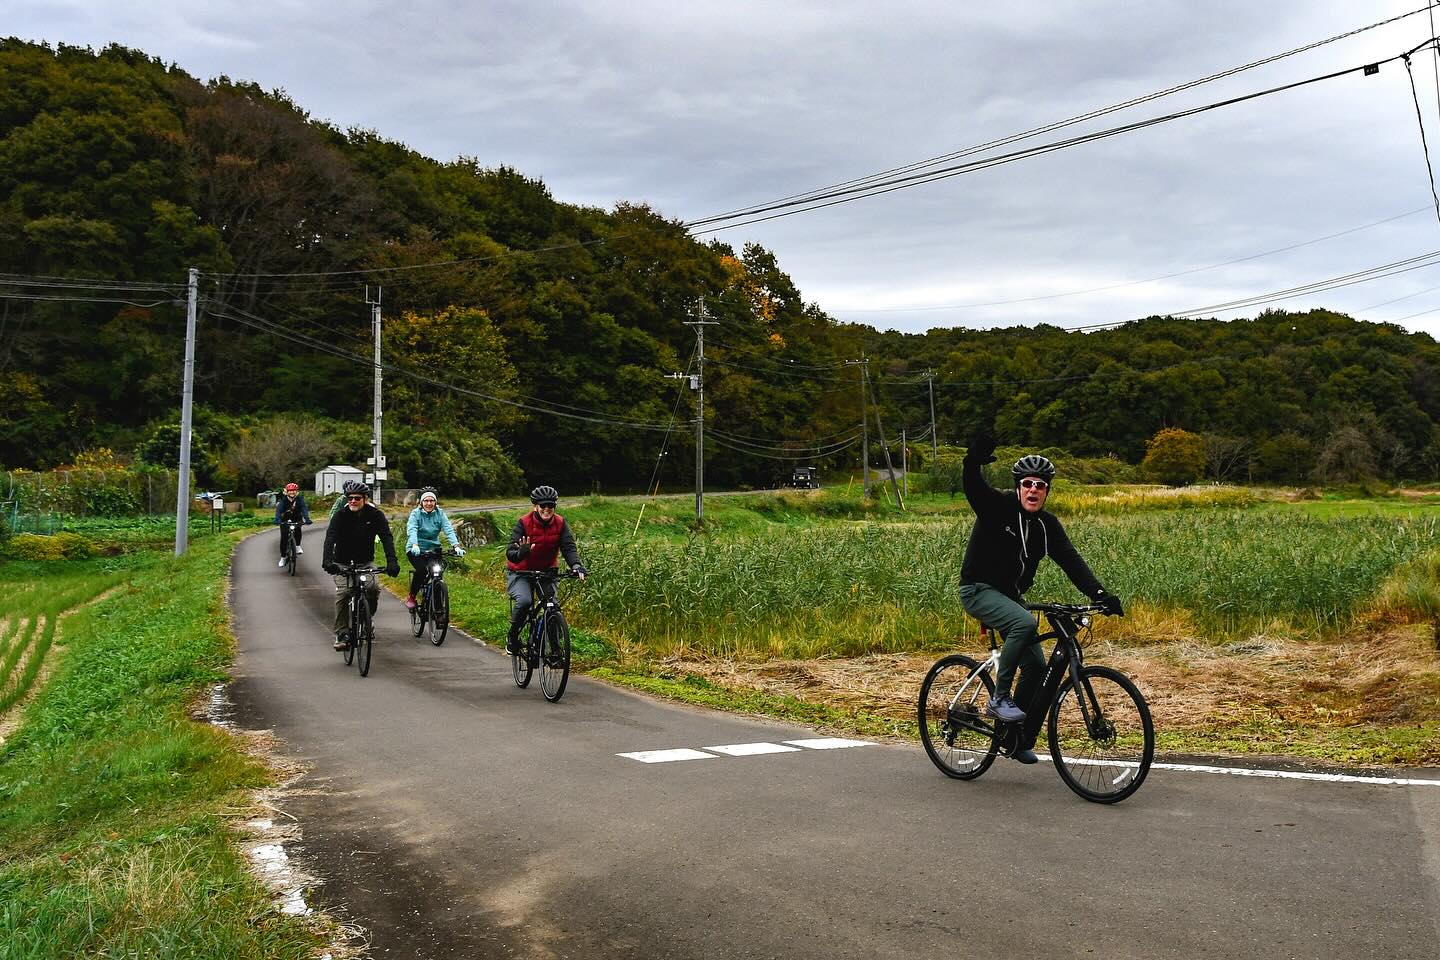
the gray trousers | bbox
[333,574,380,636]
[506,571,555,633]
[959,582,1043,699]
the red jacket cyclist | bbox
[505,485,587,655]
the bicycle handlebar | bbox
[1024,601,1107,616]
[513,569,584,581]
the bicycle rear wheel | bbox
[512,617,535,688]
[1047,665,1153,803]
[428,580,449,646]
[918,654,999,780]
[355,599,374,677]
[540,611,570,702]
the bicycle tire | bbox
[343,599,358,666]
[1047,665,1153,804]
[355,597,374,677]
[918,654,999,780]
[540,610,570,702]
[428,579,449,646]
[410,584,426,637]
[286,544,296,577]
[512,616,535,688]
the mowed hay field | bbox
[466,487,1440,764]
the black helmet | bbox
[341,480,364,495]
[529,484,559,505]
[418,486,438,500]
[1011,454,1056,483]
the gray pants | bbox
[333,574,380,636]
[506,571,554,633]
[959,582,1043,700]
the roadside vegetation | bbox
[432,484,1440,765]
[0,535,326,959]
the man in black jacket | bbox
[322,483,400,650]
[959,434,1123,763]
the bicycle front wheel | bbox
[428,580,449,646]
[343,602,358,666]
[286,546,296,577]
[540,611,571,702]
[918,654,998,780]
[355,599,374,677]
[1047,665,1153,803]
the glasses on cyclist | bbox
[346,494,365,502]
[1019,478,1049,491]
[537,503,556,510]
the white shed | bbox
[314,465,365,496]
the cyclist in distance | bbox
[322,481,401,650]
[274,482,313,567]
[959,433,1123,763]
[404,486,465,609]
[329,479,367,518]
[505,485,587,655]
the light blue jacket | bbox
[406,506,459,554]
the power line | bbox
[689,5,1438,227]
[686,48,1426,235]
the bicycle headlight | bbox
[359,574,369,584]
[430,562,443,576]
[1079,615,1090,628]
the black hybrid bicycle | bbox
[918,601,1154,804]
[409,548,458,646]
[336,561,378,677]
[279,520,304,576]
[509,569,580,703]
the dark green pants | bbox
[959,582,1043,698]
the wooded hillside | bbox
[3,40,1438,491]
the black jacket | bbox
[274,494,311,524]
[323,503,398,569]
[959,452,1105,602]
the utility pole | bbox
[844,357,869,497]
[684,299,717,522]
[867,369,905,510]
[902,428,908,500]
[366,285,385,504]
[175,267,198,556]
[922,369,939,459]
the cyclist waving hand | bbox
[505,485,586,655]
[958,433,1122,763]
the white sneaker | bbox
[296,546,304,554]
[278,558,287,567]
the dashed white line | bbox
[618,738,874,763]
[618,748,719,764]
[706,742,804,756]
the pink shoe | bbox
[405,596,417,610]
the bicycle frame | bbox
[947,605,1098,752]
[342,563,379,629]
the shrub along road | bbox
[229,523,1440,959]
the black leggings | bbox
[408,551,438,596]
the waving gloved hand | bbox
[966,431,998,465]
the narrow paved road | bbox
[230,524,1440,959]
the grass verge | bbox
[0,539,327,959]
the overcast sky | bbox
[13,1,1440,339]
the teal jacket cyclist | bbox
[404,486,464,609]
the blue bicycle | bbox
[509,569,580,702]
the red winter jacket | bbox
[506,511,584,572]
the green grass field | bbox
[0,539,326,959]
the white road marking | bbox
[618,748,719,764]
[1065,756,1440,786]
[706,742,804,756]
[785,737,875,750]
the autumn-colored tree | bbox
[1141,427,1204,486]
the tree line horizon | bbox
[3,39,1438,494]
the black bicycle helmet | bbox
[341,480,364,495]
[529,484,559,505]
[1011,454,1056,483]
[418,485,439,499]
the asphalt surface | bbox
[230,522,1440,960]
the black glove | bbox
[323,562,340,575]
[967,431,997,465]
[572,564,588,578]
[1096,593,1124,617]
[386,562,401,578]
